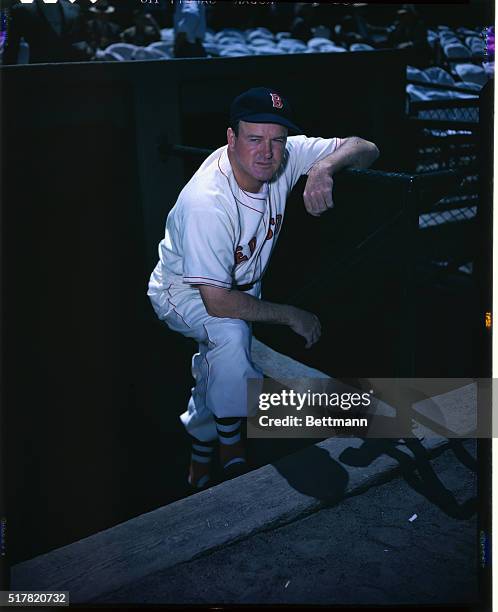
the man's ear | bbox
[227,127,236,150]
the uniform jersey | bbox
[148,135,342,321]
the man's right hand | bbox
[286,306,321,349]
[197,285,321,348]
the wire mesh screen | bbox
[408,99,479,238]
[415,106,479,123]
[419,205,477,228]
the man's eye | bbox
[249,138,261,143]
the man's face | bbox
[227,121,288,192]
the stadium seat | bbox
[443,42,472,59]
[106,43,138,61]
[132,47,168,61]
[246,27,273,37]
[427,31,439,46]
[218,42,252,56]
[218,48,250,57]
[407,65,432,83]
[203,43,220,56]
[307,36,334,48]
[216,35,244,46]
[215,28,245,40]
[454,63,488,86]
[148,42,172,57]
[458,27,480,36]
[454,81,482,91]
[307,37,346,53]
[350,43,375,51]
[468,38,485,57]
[248,37,275,47]
[423,66,455,85]
[407,83,477,101]
[483,61,494,77]
[321,44,347,53]
[465,35,481,47]
[277,38,307,53]
[246,30,274,42]
[252,47,285,55]
[220,28,245,35]
[95,49,122,62]
[439,34,459,47]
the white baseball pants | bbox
[160,295,264,442]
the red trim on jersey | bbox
[202,323,213,410]
[165,283,191,328]
[232,197,265,214]
[190,281,231,290]
[238,188,268,201]
[184,276,231,287]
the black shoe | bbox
[221,459,248,481]
[186,473,213,493]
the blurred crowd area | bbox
[0,1,493,99]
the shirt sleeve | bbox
[181,205,235,289]
[286,135,345,187]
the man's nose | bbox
[262,141,273,159]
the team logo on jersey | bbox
[275,214,282,234]
[235,246,248,265]
[266,214,282,241]
[270,93,283,109]
[234,236,257,265]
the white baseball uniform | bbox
[148,135,343,441]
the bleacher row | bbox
[99,24,488,60]
[97,24,490,102]
[415,24,490,100]
[427,25,486,60]
[97,26,353,61]
[407,65,484,101]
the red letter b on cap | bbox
[270,93,283,109]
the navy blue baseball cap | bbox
[230,87,302,135]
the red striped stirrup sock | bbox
[214,416,247,473]
[188,437,215,490]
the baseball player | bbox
[148,87,379,489]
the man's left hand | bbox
[303,162,334,217]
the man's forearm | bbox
[200,287,294,324]
[317,136,379,175]
[198,285,321,347]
